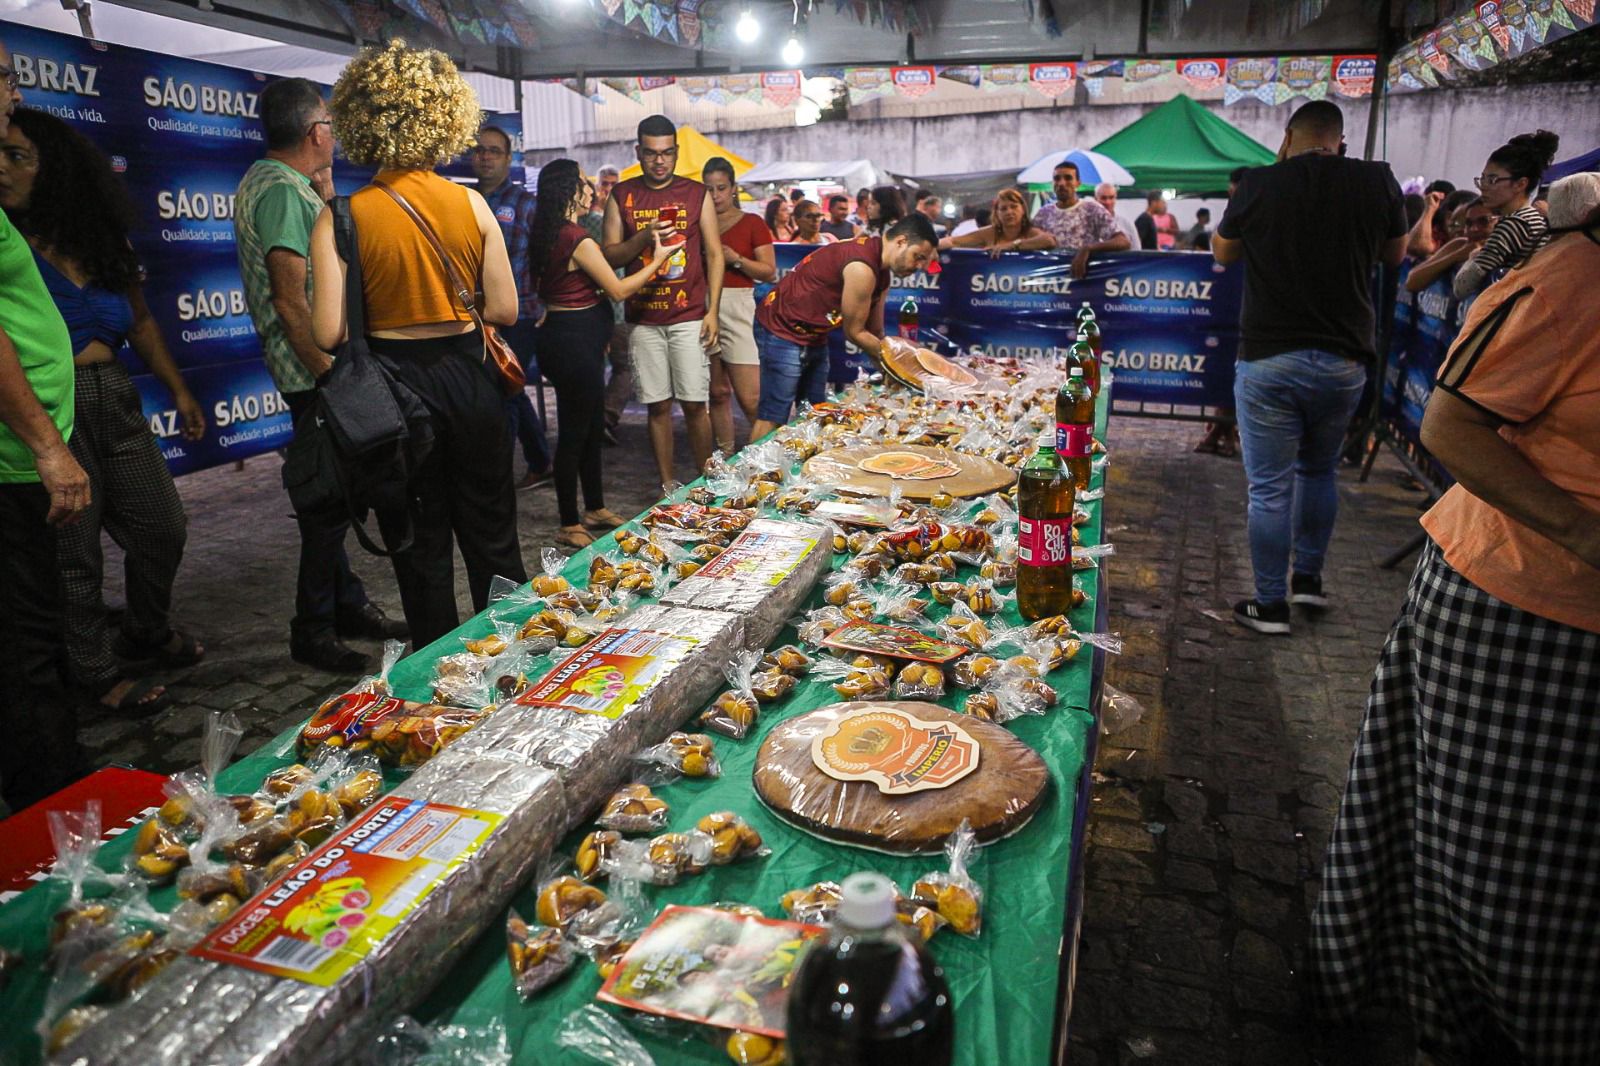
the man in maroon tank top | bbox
[750,214,939,440]
[602,115,725,492]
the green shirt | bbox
[235,158,324,395]
[0,212,74,484]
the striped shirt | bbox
[1453,206,1547,299]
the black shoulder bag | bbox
[280,196,435,555]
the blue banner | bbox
[762,241,1242,410]
[3,23,520,476]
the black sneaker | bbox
[1233,599,1291,635]
[1290,573,1329,608]
[291,635,373,674]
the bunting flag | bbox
[679,76,715,104]
[1420,30,1453,76]
[979,63,1031,92]
[720,73,765,105]
[1028,62,1076,98]
[761,70,803,108]
[1122,58,1173,84]
[1445,13,1488,68]
[395,0,450,33]
[843,66,893,104]
[938,65,985,89]
[1332,54,1378,97]
[1276,55,1330,103]
[1560,0,1593,22]
[1175,58,1227,92]
[1477,1,1514,52]
[1500,0,1531,52]
[890,66,938,97]
[1223,56,1277,104]
[1078,59,1124,98]
[677,0,703,46]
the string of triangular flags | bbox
[1388,0,1594,91]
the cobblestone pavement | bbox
[82,408,1428,1063]
[1069,419,1423,1066]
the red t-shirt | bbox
[756,236,888,345]
[614,175,710,326]
[538,221,602,307]
[719,212,773,290]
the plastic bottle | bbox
[898,295,919,343]
[1076,301,1103,358]
[1065,337,1100,397]
[1016,432,1078,620]
[786,872,954,1066]
[1055,367,1095,491]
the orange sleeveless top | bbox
[349,169,483,332]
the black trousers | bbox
[284,389,372,642]
[0,481,85,810]
[499,318,550,474]
[55,362,188,689]
[537,304,611,527]
[371,332,527,649]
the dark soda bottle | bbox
[1076,317,1102,358]
[1017,433,1077,620]
[1066,338,1099,396]
[898,295,919,342]
[787,872,954,1066]
[1055,367,1094,491]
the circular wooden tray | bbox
[753,701,1051,854]
[802,444,1014,501]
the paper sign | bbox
[191,798,500,985]
[822,620,969,664]
[811,704,980,794]
[514,627,700,718]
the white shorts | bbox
[632,320,710,404]
[714,287,760,367]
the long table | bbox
[0,383,1110,1065]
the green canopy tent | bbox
[1091,94,1276,196]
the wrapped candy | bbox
[506,911,574,1000]
[533,547,572,597]
[911,819,985,938]
[574,830,621,882]
[595,784,669,834]
[894,661,946,700]
[811,654,891,701]
[694,811,769,866]
[697,650,763,740]
[635,732,720,780]
[535,874,612,932]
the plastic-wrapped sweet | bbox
[598,832,713,886]
[812,655,891,701]
[951,654,1003,689]
[758,644,812,677]
[795,604,850,649]
[894,662,946,700]
[533,546,572,597]
[694,811,769,866]
[911,819,985,938]
[506,912,574,1000]
[595,784,669,834]
[698,649,763,739]
[535,874,611,932]
[937,601,993,649]
[574,830,621,882]
[636,732,720,779]
[726,1032,787,1066]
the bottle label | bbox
[1018,515,1073,567]
[1055,421,1093,458]
[898,323,918,342]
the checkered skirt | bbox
[1309,539,1600,1063]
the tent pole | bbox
[1363,0,1393,161]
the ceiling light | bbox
[735,7,761,43]
[781,33,804,67]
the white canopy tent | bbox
[738,160,889,193]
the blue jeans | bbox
[1233,350,1367,604]
[756,324,829,423]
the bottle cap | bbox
[838,872,897,929]
[1070,367,1084,377]
[1037,431,1055,448]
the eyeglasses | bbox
[639,147,678,161]
[0,67,18,91]
[472,145,507,157]
[1473,174,1511,189]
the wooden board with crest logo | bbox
[803,444,1015,501]
[752,701,1050,853]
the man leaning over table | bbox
[0,35,92,810]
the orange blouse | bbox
[349,169,483,332]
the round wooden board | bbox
[802,444,1014,501]
[753,701,1051,854]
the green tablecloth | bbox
[0,390,1108,1066]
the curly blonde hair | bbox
[330,40,480,169]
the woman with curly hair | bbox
[528,160,670,548]
[310,40,525,648]
[0,107,205,714]
[939,188,1058,258]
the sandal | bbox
[556,525,595,549]
[582,508,627,531]
[1215,429,1239,459]
[113,627,205,668]
[91,676,171,717]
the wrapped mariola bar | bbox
[50,756,566,1066]
[454,604,745,822]
[659,517,832,646]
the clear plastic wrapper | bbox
[1072,542,1115,570]
[596,783,670,834]
[47,802,118,954]
[696,649,762,740]
[893,661,946,700]
[297,688,488,769]
[506,910,575,1000]
[752,702,1051,853]
[910,818,985,938]
[794,604,849,649]
[693,811,770,866]
[871,579,931,626]
[566,871,652,960]
[757,644,812,678]
[575,830,622,882]
[659,517,832,647]
[599,833,712,886]
[1100,683,1148,736]
[555,1005,657,1066]
[360,1012,512,1066]
[811,654,892,701]
[635,732,720,780]
[533,546,573,597]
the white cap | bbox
[838,872,897,928]
[1069,367,1084,376]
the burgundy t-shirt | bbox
[539,221,602,307]
[756,235,888,344]
[614,175,710,326]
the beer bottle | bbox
[1065,338,1099,397]
[1017,432,1077,620]
[1055,367,1095,492]
[898,295,920,343]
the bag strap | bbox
[372,177,487,333]
[330,195,369,347]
